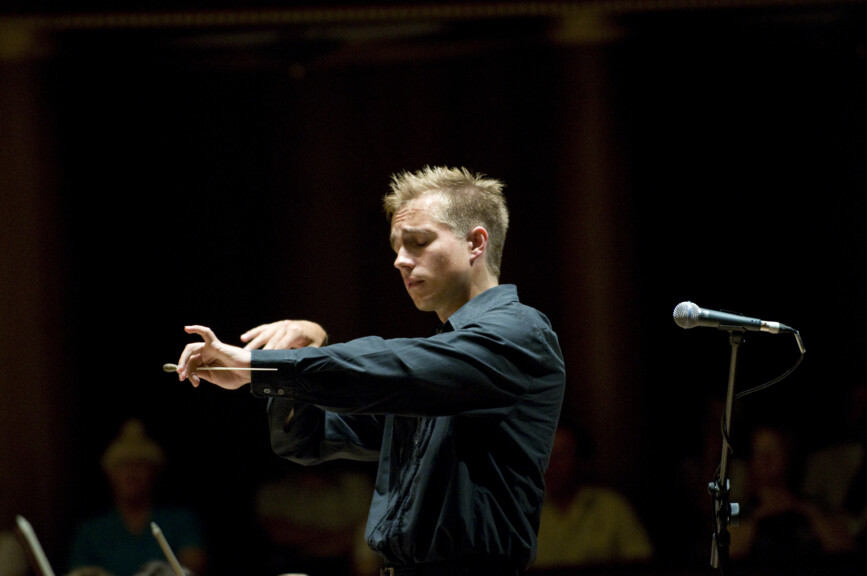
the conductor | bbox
[175,166,566,576]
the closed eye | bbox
[404,233,432,250]
[390,227,434,252]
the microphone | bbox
[673,301,794,334]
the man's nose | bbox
[394,248,413,269]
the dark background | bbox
[2,1,867,574]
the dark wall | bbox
[2,3,867,574]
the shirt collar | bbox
[438,284,518,333]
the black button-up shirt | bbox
[250,284,566,569]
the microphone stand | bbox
[708,329,743,576]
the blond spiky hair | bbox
[383,166,509,278]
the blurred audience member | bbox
[68,419,207,576]
[133,561,193,576]
[0,528,29,576]
[840,381,867,555]
[531,424,654,570]
[255,460,375,576]
[66,568,114,576]
[66,560,193,576]
[350,521,383,576]
[728,422,854,572]
[804,380,867,555]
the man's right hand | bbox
[177,325,253,390]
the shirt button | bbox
[277,389,285,396]
[263,388,271,394]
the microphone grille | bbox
[673,301,700,329]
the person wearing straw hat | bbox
[67,420,207,576]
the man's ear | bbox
[467,226,489,264]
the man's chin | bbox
[409,295,433,312]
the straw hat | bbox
[100,419,165,472]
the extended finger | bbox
[185,325,219,344]
[243,332,270,350]
[240,324,267,343]
[243,325,281,350]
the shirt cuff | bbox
[249,349,294,399]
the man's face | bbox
[390,195,473,321]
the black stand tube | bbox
[709,330,743,576]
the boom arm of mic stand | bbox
[709,330,743,576]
